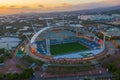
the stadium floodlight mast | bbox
[63,16,65,26]
[90,27,95,33]
[46,38,51,56]
[90,27,99,41]
[45,19,51,56]
[31,23,37,34]
[100,31,111,45]
[24,34,30,42]
[6,43,9,50]
[46,19,50,27]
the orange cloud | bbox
[0,0,120,15]
[9,5,16,8]
[0,9,20,15]
[38,5,44,8]
[36,3,72,10]
[62,3,71,7]
[45,3,72,10]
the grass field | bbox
[50,42,89,55]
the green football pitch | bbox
[50,42,89,55]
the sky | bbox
[0,0,120,15]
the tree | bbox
[0,73,3,80]
[113,69,120,80]
[20,68,33,79]
[84,77,91,80]
[0,48,5,55]
[106,63,116,72]
[0,57,4,63]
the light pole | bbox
[101,31,111,47]
[31,23,37,34]
[24,34,30,42]
[7,43,9,50]
[46,38,51,56]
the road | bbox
[42,72,112,80]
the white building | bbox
[18,26,30,31]
[79,14,114,21]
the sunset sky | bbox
[0,0,120,15]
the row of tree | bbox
[0,68,33,80]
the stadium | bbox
[29,25,106,62]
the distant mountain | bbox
[71,5,120,14]
[14,5,120,17]
[44,5,120,16]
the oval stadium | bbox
[28,25,106,63]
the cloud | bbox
[38,5,44,8]
[9,5,16,8]
[0,0,120,15]
[21,6,31,9]
[61,3,71,7]
[36,3,72,11]
[45,3,72,10]
[36,1,120,12]
[49,1,120,11]
[8,5,32,10]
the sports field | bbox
[50,42,89,55]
